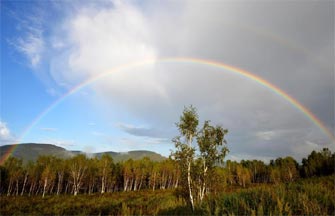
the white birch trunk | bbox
[42,177,48,198]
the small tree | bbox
[172,106,229,210]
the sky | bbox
[0,0,334,162]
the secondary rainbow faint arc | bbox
[1,57,334,164]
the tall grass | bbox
[0,190,183,215]
[200,175,335,215]
[158,175,335,215]
[1,176,334,215]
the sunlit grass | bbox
[1,176,334,215]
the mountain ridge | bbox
[0,143,166,163]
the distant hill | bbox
[95,150,166,162]
[0,143,72,162]
[0,143,166,163]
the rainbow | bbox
[1,57,334,164]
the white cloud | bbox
[14,33,44,66]
[0,121,17,144]
[0,122,11,140]
[9,11,45,67]
[7,1,333,160]
[50,2,157,84]
[50,1,332,159]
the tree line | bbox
[0,154,180,197]
[0,147,333,197]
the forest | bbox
[0,107,334,215]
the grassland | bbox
[1,175,334,215]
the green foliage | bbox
[197,120,229,166]
[172,106,230,209]
[269,156,299,182]
[172,106,200,210]
[176,105,199,142]
[301,148,334,177]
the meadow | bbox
[1,175,334,215]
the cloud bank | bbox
[8,1,334,161]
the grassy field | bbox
[1,175,334,215]
[204,176,335,215]
[0,190,183,215]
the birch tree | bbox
[54,158,66,195]
[4,157,22,196]
[98,154,113,194]
[197,120,228,202]
[172,106,198,211]
[37,156,56,198]
[172,106,229,209]
[68,154,88,196]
